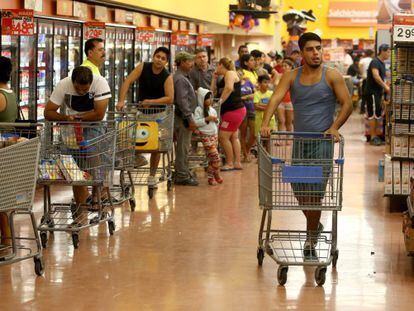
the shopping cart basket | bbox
[37,121,117,249]
[107,110,137,211]
[188,98,221,170]
[0,123,44,275]
[257,132,344,286]
[126,103,174,199]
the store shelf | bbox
[391,156,414,162]
[384,193,408,197]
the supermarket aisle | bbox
[1,113,414,310]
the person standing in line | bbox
[173,52,199,186]
[261,33,352,260]
[365,44,390,146]
[193,88,223,185]
[238,68,256,163]
[276,58,294,133]
[211,57,246,171]
[0,56,18,248]
[359,49,374,114]
[116,47,174,186]
[235,45,250,68]
[251,50,270,77]
[240,54,258,86]
[189,48,215,90]
[289,50,301,68]
[81,38,106,76]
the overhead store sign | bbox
[393,15,414,43]
[328,2,377,27]
[1,9,34,35]
[84,22,106,40]
[171,33,189,46]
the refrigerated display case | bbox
[53,23,69,86]
[68,24,82,73]
[1,35,36,120]
[104,27,116,110]
[36,21,54,121]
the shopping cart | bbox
[257,132,344,286]
[188,98,221,170]
[126,103,174,199]
[107,110,138,211]
[37,121,117,249]
[0,123,44,275]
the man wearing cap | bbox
[365,44,390,146]
[173,51,199,186]
[189,48,215,90]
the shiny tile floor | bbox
[2,114,414,310]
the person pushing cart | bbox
[260,32,352,285]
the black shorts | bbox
[366,93,383,119]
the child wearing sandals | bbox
[193,87,223,185]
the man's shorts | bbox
[290,138,334,200]
[366,93,383,119]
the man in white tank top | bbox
[260,33,353,260]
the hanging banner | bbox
[171,33,189,46]
[84,22,106,40]
[1,9,34,36]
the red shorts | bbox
[219,107,246,132]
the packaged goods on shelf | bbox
[402,137,409,157]
[39,159,64,180]
[394,161,402,195]
[402,161,410,195]
[384,155,393,195]
[409,137,414,157]
[393,136,402,157]
[402,105,410,120]
[394,104,401,120]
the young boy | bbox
[254,75,276,137]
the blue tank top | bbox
[290,66,336,132]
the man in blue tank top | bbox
[261,33,352,260]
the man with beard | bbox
[260,32,352,260]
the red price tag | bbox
[1,9,34,36]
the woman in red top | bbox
[276,58,294,132]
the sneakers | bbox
[174,177,199,186]
[303,240,318,261]
[147,176,158,189]
[370,136,382,146]
[135,154,148,167]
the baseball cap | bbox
[378,44,390,52]
[175,51,195,64]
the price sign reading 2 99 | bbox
[394,25,414,42]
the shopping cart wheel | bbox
[277,266,288,286]
[72,233,79,249]
[167,180,172,191]
[257,248,265,266]
[108,221,115,235]
[129,199,136,211]
[40,232,48,249]
[315,267,327,286]
[332,250,339,268]
[34,255,44,276]
[148,187,154,199]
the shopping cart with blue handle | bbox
[257,131,344,286]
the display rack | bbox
[387,14,414,253]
